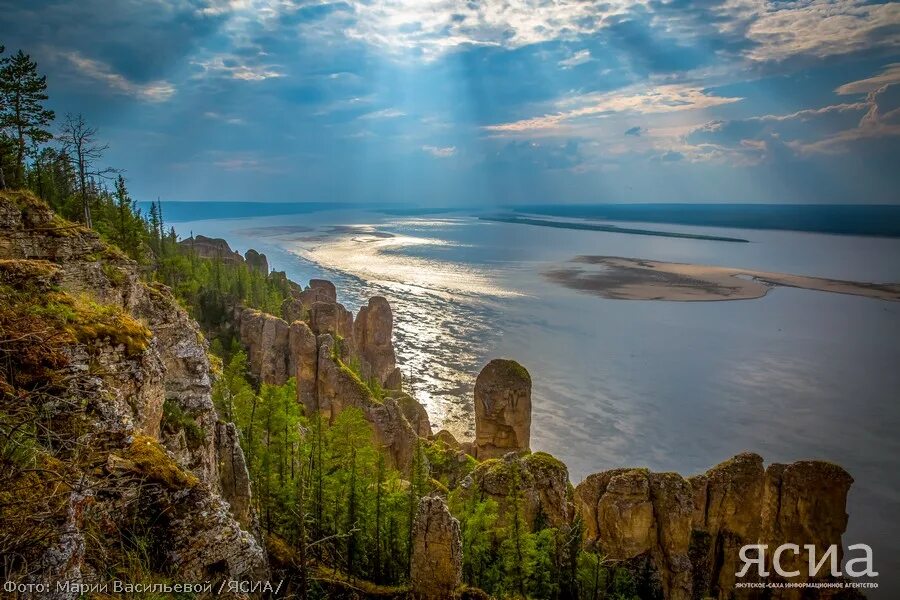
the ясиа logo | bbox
[736,544,878,578]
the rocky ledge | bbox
[1,192,266,596]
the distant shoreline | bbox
[480,215,750,243]
[512,203,900,238]
[545,256,900,302]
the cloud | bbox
[62,51,175,102]
[683,71,900,161]
[205,151,285,172]
[309,0,633,60]
[191,54,284,81]
[798,83,900,154]
[485,84,742,134]
[656,150,684,162]
[745,0,900,62]
[422,145,456,158]
[836,63,900,95]
[559,49,592,69]
[203,111,245,125]
[359,108,406,120]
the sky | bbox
[1,0,899,205]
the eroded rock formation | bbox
[230,270,423,467]
[575,453,856,600]
[689,454,854,599]
[244,248,268,274]
[576,468,693,600]
[459,451,570,530]
[410,496,463,600]
[289,319,318,408]
[353,296,401,388]
[314,335,419,469]
[473,359,532,459]
[178,234,244,265]
[239,308,292,385]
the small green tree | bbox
[0,48,55,188]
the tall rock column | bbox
[410,496,462,600]
[353,296,401,388]
[473,359,532,459]
[759,461,853,599]
[688,452,765,598]
[289,320,318,412]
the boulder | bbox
[473,359,531,459]
[410,496,462,600]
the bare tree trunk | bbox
[79,158,91,228]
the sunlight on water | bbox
[280,220,520,436]
[288,227,521,298]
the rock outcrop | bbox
[230,271,422,469]
[300,278,337,305]
[239,308,292,385]
[308,299,354,339]
[473,359,532,459]
[289,319,318,408]
[410,496,463,600]
[244,248,268,274]
[689,455,853,599]
[759,460,853,592]
[576,468,693,600]
[178,234,244,265]
[216,422,254,530]
[688,452,765,597]
[313,335,419,469]
[0,192,266,592]
[458,451,570,530]
[353,296,401,388]
[575,453,856,600]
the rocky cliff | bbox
[575,453,856,600]
[0,192,266,595]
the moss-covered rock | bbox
[124,435,199,489]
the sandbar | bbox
[544,256,900,302]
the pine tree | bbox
[113,175,132,252]
[0,49,55,188]
[373,453,386,582]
